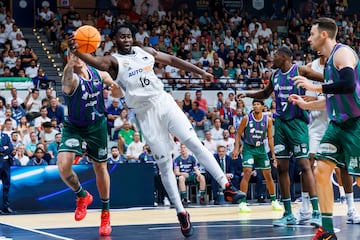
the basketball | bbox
[74,25,101,53]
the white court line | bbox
[149,224,341,240]
[1,222,74,240]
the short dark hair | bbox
[252,99,265,105]
[312,17,338,39]
[277,46,293,58]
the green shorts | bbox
[274,118,309,159]
[59,117,108,162]
[316,117,360,176]
[185,174,198,184]
[242,143,270,169]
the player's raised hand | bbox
[68,33,78,53]
[289,94,307,109]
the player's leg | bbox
[196,173,207,205]
[86,117,111,236]
[177,175,188,206]
[262,168,282,211]
[163,94,245,203]
[340,168,360,224]
[239,167,252,212]
[335,168,346,203]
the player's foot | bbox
[312,227,337,240]
[310,210,322,228]
[99,210,112,236]
[75,191,93,221]
[223,182,246,203]
[182,198,189,207]
[273,213,296,226]
[177,211,194,237]
[239,202,251,213]
[164,197,171,207]
[339,196,346,204]
[199,196,206,205]
[271,200,283,211]
[295,210,312,225]
[346,208,360,224]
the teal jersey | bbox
[271,64,309,123]
[64,66,106,127]
[243,112,268,147]
[324,43,360,123]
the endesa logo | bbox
[128,65,152,77]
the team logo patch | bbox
[98,148,107,157]
[247,158,254,165]
[65,138,80,147]
[274,144,285,153]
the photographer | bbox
[0,131,14,214]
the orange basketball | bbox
[74,25,101,53]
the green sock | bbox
[75,186,86,198]
[270,194,276,202]
[101,199,110,210]
[240,197,246,203]
[282,198,292,215]
[322,213,334,233]
[181,191,187,199]
[199,190,205,196]
[310,196,319,211]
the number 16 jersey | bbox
[113,46,164,109]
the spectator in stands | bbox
[0,99,5,124]
[0,24,7,49]
[35,142,52,164]
[95,41,106,56]
[3,50,17,69]
[0,66,10,77]
[198,50,213,71]
[217,129,235,155]
[13,144,29,166]
[211,145,238,205]
[193,89,208,112]
[188,101,210,139]
[182,92,192,116]
[203,130,217,154]
[27,147,48,166]
[3,15,14,35]
[46,97,64,127]
[25,131,38,158]
[12,33,27,54]
[17,116,29,140]
[135,26,149,45]
[34,106,50,132]
[126,132,144,163]
[47,132,61,161]
[10,99,26,125]
[20,47,38,69]
[25,59,38,79]
[39,121,58,150]
[34,68,52,89]
[233,107,245,131]
[113,107,135,139]
[219,100,236,130]
[72,13,82,28]
[6,88,23,107]
[2,118,14,137]
[174,143,207,206]
[10,58,23,77]
[2,108,17,129]
[10,131,22,148]
[107,98,121,137]
[107,146,126,164]
[38,4,54,32]
[8,23,23,41]
[117,120,135,154]
[190,42,202,61]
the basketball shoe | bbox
[295,210,312,225]
[271,200,283,211]
[99,210,112,236]
[177,211,194,237]
[273,213,297,226]
[223,182,246,203]
[75,191,93,221]
[310,210,322,228]
[312,227,337,240]
[239,202,251,213]
[346,208,360,224]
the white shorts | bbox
[308,131,323,154]
[135,92,197,163]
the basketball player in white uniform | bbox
[69,24,245,238]
[297,54,360,224]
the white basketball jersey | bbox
[113,46,164,108]
[306,58,329,131]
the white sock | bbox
[157,159,185,213]
[300,192,310,213]
[339,186,345,197]
[346,192,355,211]
[184,137,228,188]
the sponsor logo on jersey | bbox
[274,144,285,153]
[318,143,337,154]
[128,65,152,77]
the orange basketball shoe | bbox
[74,191,93,221]
[99,210,112,236]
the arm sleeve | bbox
[322,67,356,94]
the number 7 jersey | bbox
[271,64,309,123]
[113,46,164,109]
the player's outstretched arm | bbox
[288,94,326,110]
[98,70,124,98]
[237,80,274,100]
[299,65,324,82]
[142,47,213,81]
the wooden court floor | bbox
[0,202,358,239]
